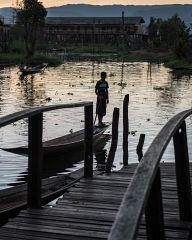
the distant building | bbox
[44,17,147,45]
[0,16,10,52]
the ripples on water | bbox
[0,62,191,189]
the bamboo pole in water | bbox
[137,134,145,162]
[105,107,119,173]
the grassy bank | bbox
[122,49,172,62]
[1,48,191,71]
[164,58,192,70]
[66,47,173,63]
[0,53,62,66]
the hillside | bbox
[0,4,191,26]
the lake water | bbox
[0,61,192,189]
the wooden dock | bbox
[0,162,191,239]
[0,98,192,239]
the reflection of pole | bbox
[147,62,152,80]
[120,61,124,88]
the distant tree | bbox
[148,17,157,39]
[174,39,192,61]
[160,14,190,48]
[16,0,47,56]
[147,14,192,60]
[147,17,163,47]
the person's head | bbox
[101,71,107,80]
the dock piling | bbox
[145,167,165,240]
[28,113,43,209]
[173,121,192,221]
[84,104,93,177]
[105,107,119,173]
[136,134,145,162]
[123,94,129,166]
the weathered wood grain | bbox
[0,163,191,239]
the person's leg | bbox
[97,98,106,126]
[98,115,103,126]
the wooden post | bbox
[84,104,93,177]
[136,134,145,162]
[145,167,165,240]
[173,121,192,221]
[28,113,43,209]
[123,94,129,166]
[105,107,119,173]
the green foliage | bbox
[148,17,162,40]
[65,44,119,54]
[160,14,190,48]
[29,54,62,66]
[148,14,190,47]
[10,40,25,53]
[0,53,23,64]
[0,53,62,66]
[16,0,47,56]
[174,40,192,61]
[148,14,192,62]
[165,58,192,70]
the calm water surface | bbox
[0,61,192,189]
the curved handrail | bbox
[0,101,93,209]
[109,108,192,240]
[0,101,92,128]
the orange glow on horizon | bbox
[0,0,191,8]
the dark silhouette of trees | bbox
[160,14,190,48]
[16,0,47,56]
[148,14,192,61]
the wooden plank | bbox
[0,168,84,219]
[0,162,191,240]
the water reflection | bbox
[20,77,36,105]
[95,149,108,171]
[147,62,152,80]
[11,133,111,186]
[170,70,192,81]
[0,62,191,189]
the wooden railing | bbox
[0,102,93,209]
[108,109,192,240]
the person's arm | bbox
[95,82,99,96]
[106,82,109,104]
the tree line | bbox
[148,14,192,62]
[1,0,192,65]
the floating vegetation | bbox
[45,97,52,101]
[109,73,115,77]
[153,86,169,91]
[129,130,137,136]
[117,82,127,87]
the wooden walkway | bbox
[0,162,192,239]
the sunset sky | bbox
[0,0,191,8]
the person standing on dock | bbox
[95,71,109,127]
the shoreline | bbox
[0,50,192,71]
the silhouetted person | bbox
[95,72,109,127]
